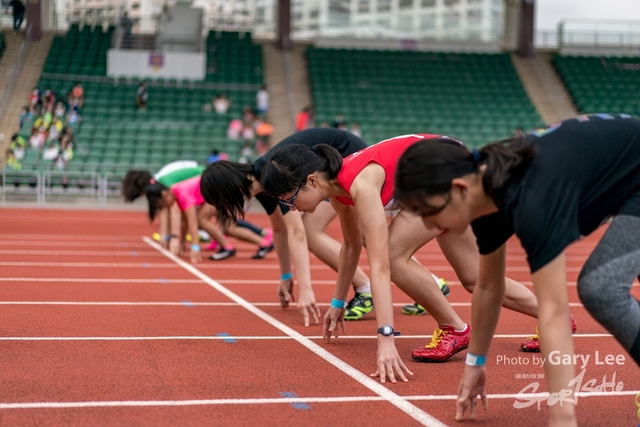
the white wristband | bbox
[465,353,486,366]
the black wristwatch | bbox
[377,324,401,337]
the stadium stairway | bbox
[0,32,53,163]
[511,52,577,125]
[262,41,293,145]
[289,42,313,129]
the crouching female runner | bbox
[394,114,640,426]
[200,128,379,326]
[259,134,567,383]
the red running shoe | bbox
[521,315,577,352]
[412,324,470,363]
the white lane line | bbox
[0,241,150,248]
[0,234,147,240]
[0,301,587,308]
[0,334,613,341]
[0,278,202,283]
[0,261,599,274]
[0,250,165,256]
[0,390,635,410]
[142,236,447,427]
[1,276,636,289]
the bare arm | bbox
[351,164,412,383]
[184,206,201,264]
[455,245,506,421]
[531,252,576,426]
[282,210,320,326]
[322,199,363,341]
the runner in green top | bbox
[123,161,270,257]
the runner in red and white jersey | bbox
[259,134,551,384]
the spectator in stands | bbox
[239,141,254,164]
[208,149,221,164]
[227,119,242,140]
[67,90,80,112]
[42,141,60,160]
[350,122,361,138]
[321,121,330,128]
[5,149,21,170]
[256,86,269,116]
[29,88,40,108]
[19,107,29,128]
[119,12,135,48]
[54,101,66,119]
[213,93,231,114]
[242,124,255,141]
[42,88,55,110]
[29,126,46,149]
[66,109,81,127]
[10,133,26,161]
[9,0,24,33]
[136,82,148,110]
[72,83,85,108]
[243,105,254,122]
[255,118,274,146]
[332,114,345,128]
[295,107,312,132]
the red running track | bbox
[0,207,639,426]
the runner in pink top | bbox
[259,136,543,384]
[147,176,274,264]
[171,176,205,212]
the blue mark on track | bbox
[142,263,150,268]
[216,333,237,343]
[181,300,195,307]
[279,392,311,410]
[130,251,138,256]
[158,278,168,284]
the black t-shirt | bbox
[252,128,368,215]
[471,114,640,272]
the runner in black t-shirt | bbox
[394,114,640,426]
[201,128,372,326]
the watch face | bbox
[383,326,391,335]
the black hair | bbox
[200,160,254,228]
[122,170,153,202]
[260,144,343,198]
[145,181,169,222]
[395,135,536,209]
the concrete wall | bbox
[107,49,206,79]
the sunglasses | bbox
[278,184,303,209]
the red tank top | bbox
[335,134,439,209]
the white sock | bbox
[431,273,441,283]
[455,323,468,332]
[355,283,371,294]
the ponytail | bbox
[200,160,254,228]
[145,181,169,222]
[260,144,343,198]
[122,170,153,202]
[395,135,535,208]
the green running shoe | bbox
[344,292,374,321]
[402,279,450,315]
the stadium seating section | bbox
[43,24,113,76]
[205,31,263,84]
[554,55,640,116]
[18,79,260,175]
[42,24,263,83]
[308,48,544,147]
[2,28,265,193]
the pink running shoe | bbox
[520,315,578,352]
[412,324,471,363]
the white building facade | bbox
[254,0,504,41]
